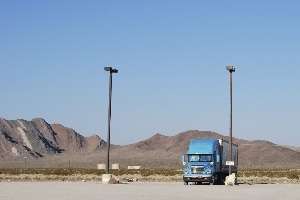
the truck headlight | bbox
[206,170,211,174]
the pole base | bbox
[102,174,112,184]
[225,173,236,186]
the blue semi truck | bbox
[182,138,238,185]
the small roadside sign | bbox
[226,161,234,166]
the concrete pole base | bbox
[102,174,112,184]
[225,173,236,186]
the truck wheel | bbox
[213,174,218,185]
[210,175,215,185]
[221,174,225,185]
[184,181,188,185]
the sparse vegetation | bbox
[0,168,181,177]
[0,168,299,183]
[238,169,300,180]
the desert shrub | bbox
[287,171,299,180]
[1,168,299,181]
[0,168,182,177]
[238,168,300,180]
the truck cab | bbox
[182,139,222,185]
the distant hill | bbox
[284,145,300,153]
[1,117,300,169]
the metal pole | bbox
[106,71,113,174]
[226,66,235,175]
[229,71,233,175]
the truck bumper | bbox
[183,174,213,183]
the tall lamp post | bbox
[104,66,118,175]
[226,66,235,175]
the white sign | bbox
[226,161,234,166]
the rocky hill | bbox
[0,117,105,158]
[1,117,300,169]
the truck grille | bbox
[190,166,204,174]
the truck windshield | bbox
[188,154,212,162]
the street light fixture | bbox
[104,66,118,175]
[226,66,235,72]
[104,67,118,73]
[226,66,235,175]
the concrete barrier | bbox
[97,164,106,169]
[102,174,112,184]
[112,163,120,169]
[128,166,141,169]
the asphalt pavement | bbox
[0,182,299,200]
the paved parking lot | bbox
[0,182,299,200]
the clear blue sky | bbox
[1,0,300,146]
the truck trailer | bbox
[182,138,238,185]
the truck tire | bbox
[216,173,225,185]
[184,181,188,185]
[210,174,216,185]
[213,174,220,185]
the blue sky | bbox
[1,0,300,146]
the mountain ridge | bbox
[1,117,300,169]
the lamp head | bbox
[111,69,118,73]
[226,66,235,72]
[104,67,118,73]
[104,67,112,71]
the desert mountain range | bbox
[1,117,300,169]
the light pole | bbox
[226,66,235,175]
[104,66,118,175]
